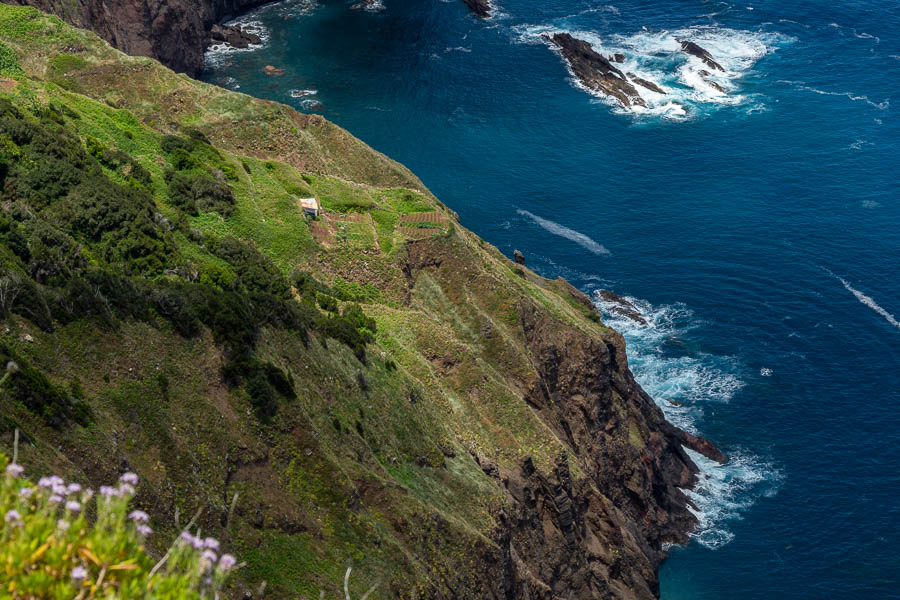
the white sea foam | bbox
[517,209,610,255]
[835,275,900,331]
[681,448,780,549]
[204,19,270,68]
[514,24,788,120]
[592,291,779,547]
[779,80,890,110]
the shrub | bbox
[317,292,338,313]
[167,173,235,217]
[0,455,239,599]
[0,345,91,427]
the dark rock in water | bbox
[597,289,649,326]
[698,69,711,77]
[679,40,725,72]
[705,79,727,94]
[513,249,526,265]
[611,53,626,63]
[545,33,646,108]
[462,0,492,18]
[210,23,261,49]
[679,430,728,464]
[627,72,666,95]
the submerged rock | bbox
[545,33,646,108]
[462,0,492,18]
[263,65,285,76]
[679,40,725,72]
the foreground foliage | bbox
[0,451,237,599]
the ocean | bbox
[201,0,900,597]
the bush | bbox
[167,173,235,217]
[0,345,91,428]
[0,456,239,599]
[317,292,338,313]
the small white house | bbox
[299,197,320,218]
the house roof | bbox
[299,197,319,210]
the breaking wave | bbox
[515,24,790,119]
[517,209,610,255]
[592,291,781,548]
[204,19,270,69]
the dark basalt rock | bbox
[210,23,261,49]
[462,0,492,18]
[627,72,667,95]
[513,249,525,265]
[706,79,727,94]
[679,40,725,72]
[545,33,646,108]
[611,52,626,63]
[597,289,649,326]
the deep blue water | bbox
[202,0,900,597]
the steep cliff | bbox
[0,7,722,598]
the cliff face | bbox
[0,0,268,74]
[0,7,722,599]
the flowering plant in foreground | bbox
[0,454,237,599]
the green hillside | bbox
[0,7,697,599]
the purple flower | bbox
[99,486,119,498]
[49,494,64,504]
[65,500,81,513]
[38,477,53,488]
[71,566,88,581]
[118,483,135,496]
[18,487,34,499]
[58,519,70,531]
[203,537,220,551]
[128,510,149,523]
[180,532,198,547]
[201,550,218,564]
[218,554,237,571]
[136,524,153,537]
[119,472,139,486]
[52,483,68,496]
[4,509,21,524]
[66,483,82,495]
[5,463,23,477]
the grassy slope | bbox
[0,6,621,597]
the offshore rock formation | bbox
[0,0,271,74]
[544,35,735,108]
[545,33,647,108]
[462,0,493,18]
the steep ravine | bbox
[0,6,725,599]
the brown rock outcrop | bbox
[545,33,646,108]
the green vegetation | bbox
[0,453,237,599]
